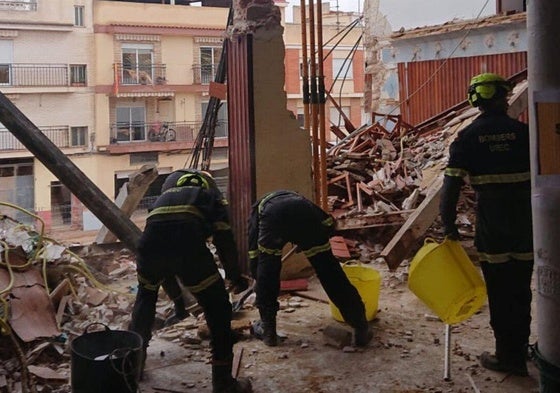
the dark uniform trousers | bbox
[251,192,367,328]
[481,259,533,364]
[129,218,233,363]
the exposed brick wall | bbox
[352,50,364,93]
[284,48,300,94]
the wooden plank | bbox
[96,164,158,244]
[232,347,244,378]
[380,175,444,270]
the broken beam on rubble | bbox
[95,164,158,244]
[380,175,443,270]
[336,210,412,231]
[0,92,142,252]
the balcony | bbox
[110,121,202,144]
[192,64,217,85]
[114,63,167,87]
[0,126,76,151]
[0,0,37,11]
[104,120,228,154]
[0,64,86,87]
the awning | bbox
[115,91,175,98]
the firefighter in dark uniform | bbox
[159,169,249,325]
[440,73,533,376]
[129,172,252,393]
[248,190,372,347]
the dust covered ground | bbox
[1,226,539,393]
[139,260,540,393]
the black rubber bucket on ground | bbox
[71,323,143,393]
[533,344,560,393]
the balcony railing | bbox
[192,64,218,84]
[0,126,72,151]
[0,0,37,11]
[115,63,167,86]
[0,64,86,87]
[110,121,204,144]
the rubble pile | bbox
[0,214,181,393]
[326,110,479,261]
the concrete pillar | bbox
[527,0,560,387]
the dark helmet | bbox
[467,73,512,107]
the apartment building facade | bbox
[0,0,365,230]
[0,0,95,226]
[0,0,230,229]
[283,4,365,142]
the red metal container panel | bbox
[398,52,527,125]
[226,35,255,275]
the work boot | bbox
[250,319,278,347]
[480,351,528,376]
[212,364,253,393]
[353,324,373,347]
[163,308,188,327]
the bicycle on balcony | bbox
[148,122,177,142]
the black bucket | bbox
[71,323,143,393]
[532,344,560,393]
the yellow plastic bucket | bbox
[408,238,487,325]
[330,261,381,322]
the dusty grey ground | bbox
[138,265,540,393]
[49,227,540,393]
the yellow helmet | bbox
[176,172,209,189]
[467,73,512,107]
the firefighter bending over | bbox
[129,171,253,393]
[248,190,372,347]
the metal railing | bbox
[110,120,203,144]
[192,64,218,84]
[0,0,37,11]
[0,126,71,151]
[114,63,167,86]
[0,64,84,87]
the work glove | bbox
[444,226,461,241]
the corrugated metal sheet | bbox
[227,35,255,275]
[398,52,527,125]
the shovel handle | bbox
[444,324,451,381]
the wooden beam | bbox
[95,164,158,244]
[380,175,443,270]
[0,92,142,252]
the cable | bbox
[385,0,492,116]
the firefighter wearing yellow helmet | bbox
[440,73,533,376]
[129,169,252,392]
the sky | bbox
[287,0,495,30]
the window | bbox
[0,64,10,85]
[70,65,87,85]
[330,106,350,141]
[122,44,154,85]
[74,5,84,26]
[200,47,222,84]
[201,101,228,137]
[0,40,13,85]
[332,58,353,80]
[116,106,146,142]
[70,126,88,147]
